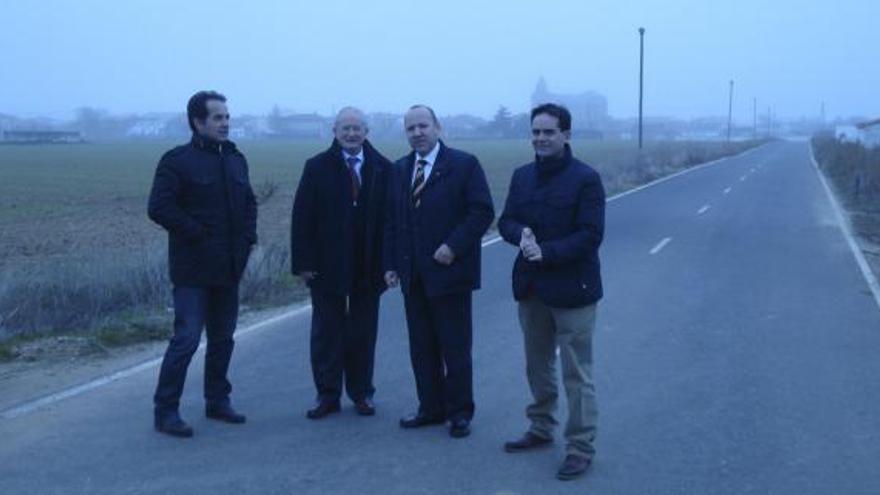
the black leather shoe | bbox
[306,401,341,419]
[504,432,553,453]
[354,398,375,416]
[206,405,246,424]
[154,416,194,438]
[399,412,445,428]
[556,454,591,481]
[449,418,471,438]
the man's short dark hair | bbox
[408,104,440,125]
[531,103,572,132]
[187,90,227,133]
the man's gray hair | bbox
[334,106,369,129]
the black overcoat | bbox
[290,139,391,295]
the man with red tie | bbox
[291,107,392,419]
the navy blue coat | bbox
[148,136,258,287]
[384,142,494,297]
[290,139,391,295]
[498,145,605,308]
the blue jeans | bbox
[153,285,239,418]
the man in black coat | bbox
[498,104,605,480]
[384,105,494,438]
[148,91,257,438]
[291,107,391,419]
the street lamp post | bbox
[726,80,734,142]
[638,27,645,149]
[753,97,757,140]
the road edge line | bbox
[1,304,314,419]
[607,143,764,202]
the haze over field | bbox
[1,0,877,121]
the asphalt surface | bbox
[2,141,879,494]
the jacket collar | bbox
[535,143,572,177]
[430,141,452,178]
[406,140,450,176]
[330,139,377,168]
[191,134,237,154]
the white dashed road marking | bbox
[650,237,672,255]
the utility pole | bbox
[726,80,734,142]
[638,27,645,149]
[752,97,757,140]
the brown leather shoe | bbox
[354,398,375,416]
[154,415,194,438]
[449,418,471,438]
[556,454,591,480]
[399,412,445,428]
[503,432,553,453]
[206,405,246,424]
[306,401,340,419]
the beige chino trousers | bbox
[517,297,598,459]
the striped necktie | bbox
[412,159,427,208]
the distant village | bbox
[1,79,874,145]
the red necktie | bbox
[346,156,360,203]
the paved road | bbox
[2,141,879,494]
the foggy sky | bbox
[2,0,877,121]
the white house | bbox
[835,124,861,143]
[856,119,880,148]
[126,120,168,138]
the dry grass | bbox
[812,135,880,277]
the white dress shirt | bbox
[342,148,364,183]
[412,141,440,186]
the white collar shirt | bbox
[342,149,365,182]
[412,141,440,185]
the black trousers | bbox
[154,285,239,418]
[403,278,474,422]
[309,289,380,403]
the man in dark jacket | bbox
[148,90,257,438]
[291,107,391,419]
[498,104,605,480]
[384,105,494,438]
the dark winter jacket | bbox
[383,141,495,297]
[148,135,257,287]
[290,139,391,295]
[498,144,605,308]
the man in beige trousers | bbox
[497,103,606,481]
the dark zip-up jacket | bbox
[498,144,605,308]
[148,135,258,287]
